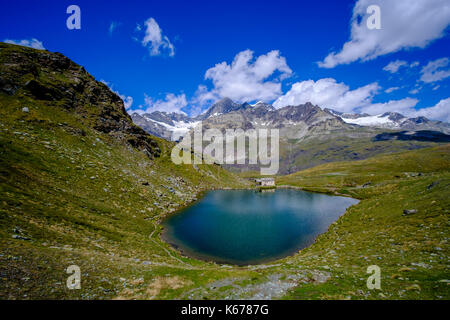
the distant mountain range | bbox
[326,109,449,133]
[131,98,449,141]
[131,98,450,174]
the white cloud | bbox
[109,21,121,36]
[272,77,450,122]
[200,49,292,104]
[383,60,408,73]
[318,0,450,68]
[100,80,133,110]
[413,98,450,122]
[189,85,220,115]
[420,57,450,83]
[142,93,188,114]
[4,38,45,50]
[383,60,420,73]
[385,86,400,93]
[273,78,379,113]
[121,95,134,110]
[140,17,174,57]
[370,97,450,122]
[344,95,449,122]
[132,50,291,116]
[359,97,419,115]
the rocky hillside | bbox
[199,100,347,137]
[0,43,161,159]
[0,43,248,299]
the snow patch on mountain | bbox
[341,114,399,126]
[131,98,450,142]
[144,116,199,140]
[250,101,264,107]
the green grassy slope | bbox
[277,145,449,299]
[0,104,247,299]
[278,134,444,174]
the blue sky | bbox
[1,0,449,121]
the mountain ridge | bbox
[131,98,450,174]
[132,98,450,142]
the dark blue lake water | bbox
[162,189,358,265]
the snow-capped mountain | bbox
[131,111,200,141]
[131,98,450,142]
[327,109,450,133]
[131,98,450,174]
[198,97,243,120]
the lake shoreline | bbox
[159,188,359,266]
[276,184,363,199]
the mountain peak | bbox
[381,112,406,122]
[250,101,265,106]
[200,97,241,119]
[217,97,233,104]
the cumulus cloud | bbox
[189,85,220,115]
[272,77,450,122]
[273,78,379,113]
[200,49,292,104]
[133,50,291,116]
[420,57,450,83]
[367,97,450,122]
[413,98,450,122]
[142,93,188,114]
[139,17,174,57]
[349,95,449,122]
[4,38,45,50]
[318,0,450,68]
[359,97,419,115]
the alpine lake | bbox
[162,189,359,265]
